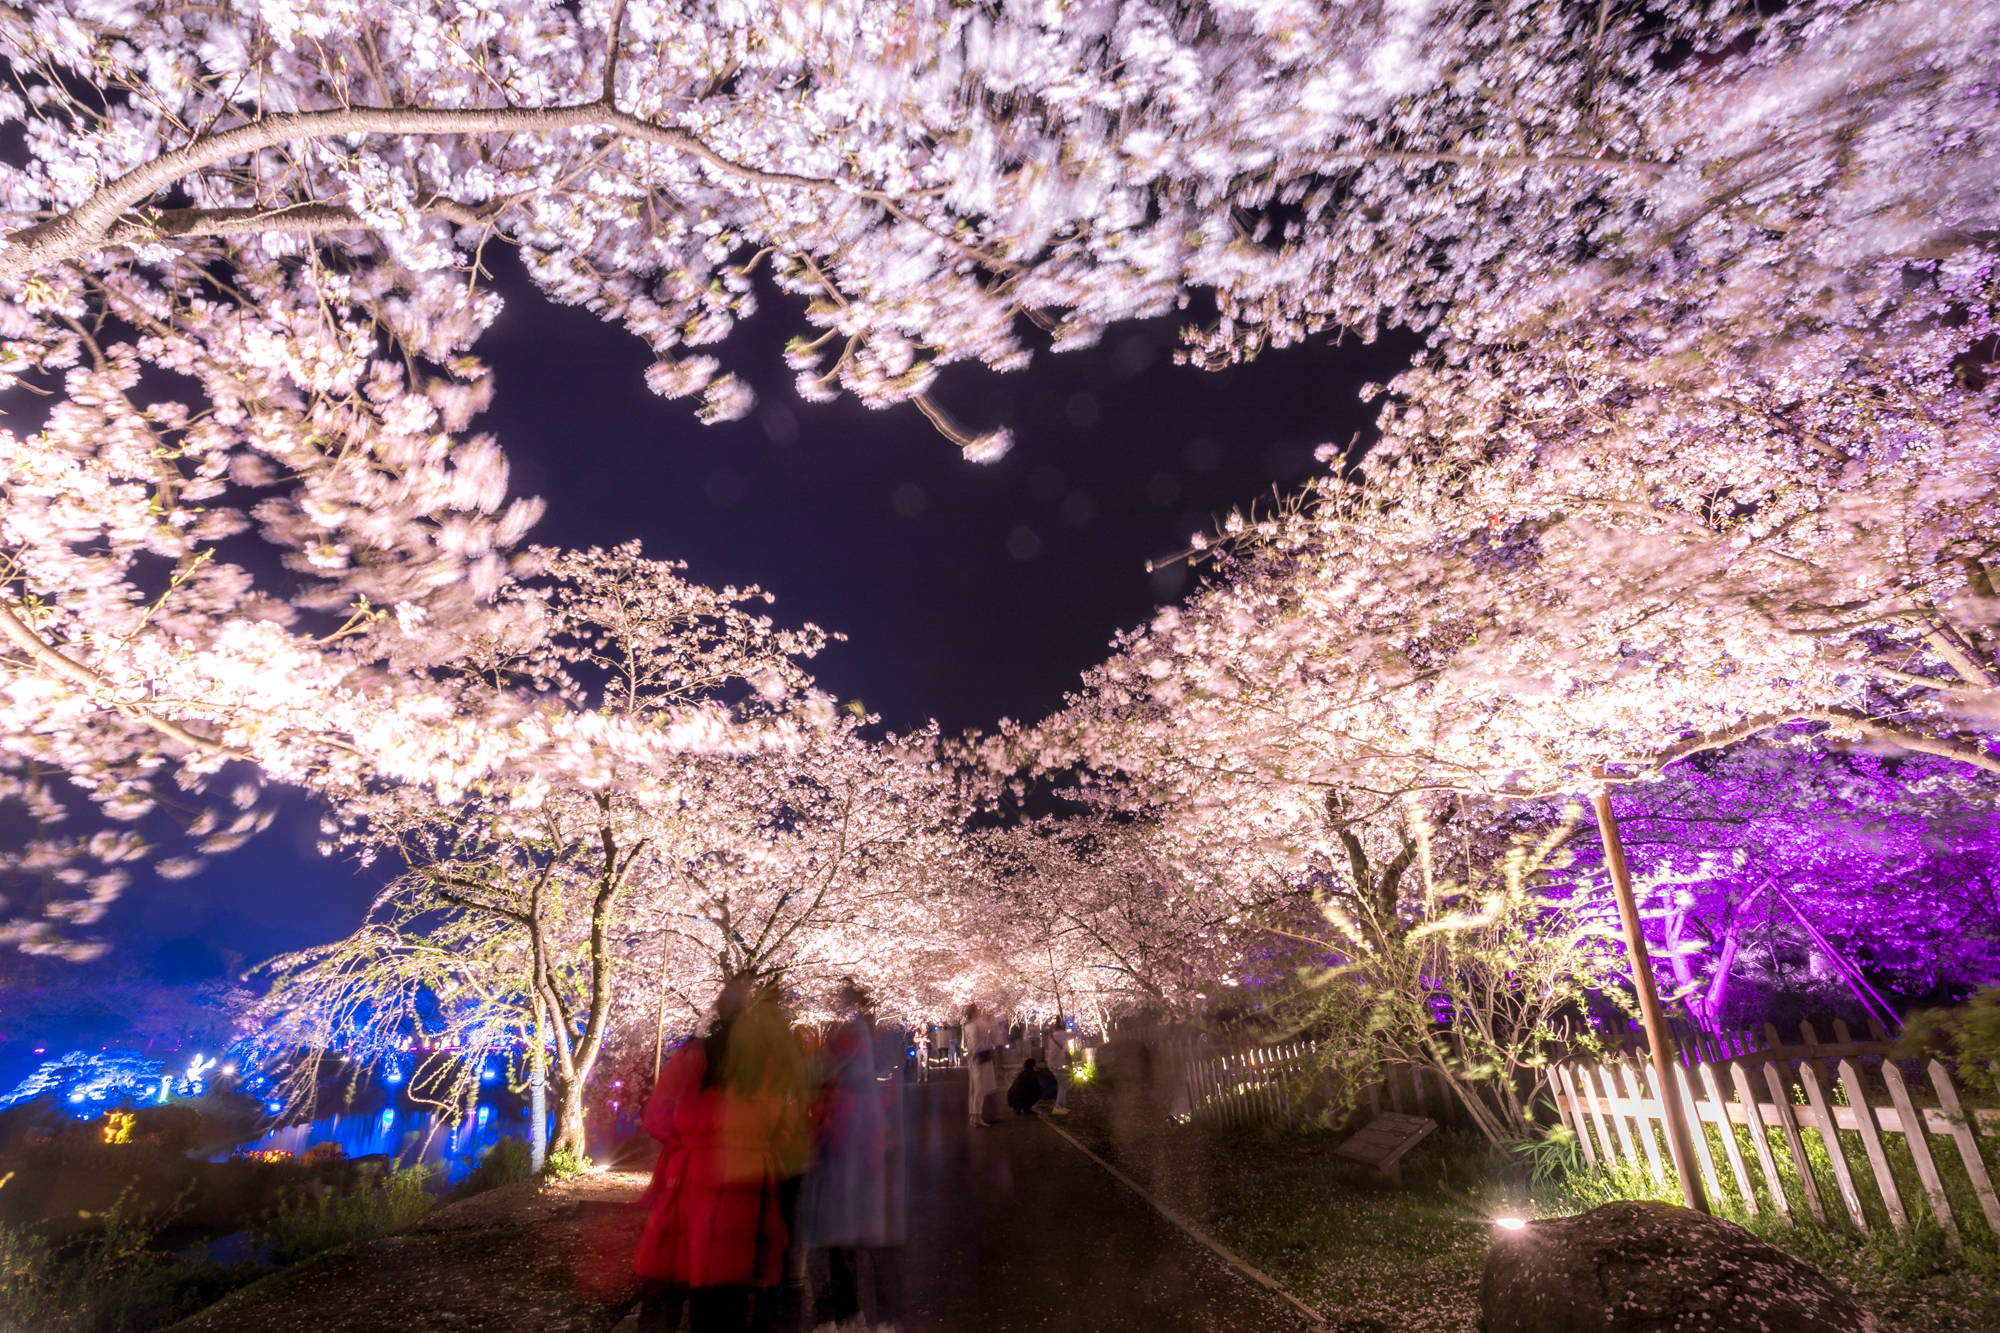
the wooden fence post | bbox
[1658,1064,1723,1205]
[1798,1059,1869,1229]
[1547,1066,1581,1145]
[1557,1064,1602,1167]
[1618,1063,1664,1184]
[1880,1061,1958,1246]
[1699,1062,1756,1216]
[1727,1060,1787,1218]
[1837,1058,1907,1231]
[1598,1064,1641,1171]
[1928,1060,2000,1233]
[1762,1062,1828,1224]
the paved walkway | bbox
[172,1070,1313,1332]
[896,1072,1315,1332]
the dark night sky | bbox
[81,256,1418,985]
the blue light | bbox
[5,1050,172,1115]
[480,1068,497,1084]
[476,1105,491,1123]
[380,1108,396,1126]
[266,1101,282,1114]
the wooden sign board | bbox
[1335,1113,1437,1183]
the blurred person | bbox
[1005,1057,1042,1117]
[1042,1022,1070,1116]
[635,976,807,1332]
[962,1003,999,1128]
[745,981,813,1333]
[802,979,906,1333]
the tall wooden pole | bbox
[1591,783,1710,1214]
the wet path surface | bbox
[897,1072,1315,1332]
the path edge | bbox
[1039,1116,1327,1328]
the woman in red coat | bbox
[635,978,806,1332]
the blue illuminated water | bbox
[227,1104,639,1181]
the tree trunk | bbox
[552,1076,589,1159]
[529,998,548,1173]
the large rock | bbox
[1480,1200,1875,1332]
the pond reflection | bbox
[227,1104,639,1181]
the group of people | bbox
[960,1002,1072,1128]
[635,977,904,1333]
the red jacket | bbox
[633,1041,796,1288]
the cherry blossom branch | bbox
[0,101,890,281]
[0,599,243,760]
[95,194,524,250]
[1638,708,2000,779]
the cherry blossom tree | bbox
[257,541,981,1154]
[256,542,828,1155]
[2,0,1984,924]
[5,0,1991,962]
[616,711,971,1037]
[966,814,1289,1021]
[1548,741,2000,1033]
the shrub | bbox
[542,1146,591,1182]
[1898,988,2000,1101]
[452,1138,534,1199]
[126,1104,204,1154]
[299,1141,345,1169]
[1507,1123,1585,1191]
[253,1166,435,1266]
[0,1187,256,1333]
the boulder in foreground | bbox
[1480,1199,1875,1332]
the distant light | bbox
[481,1069,497,1083]
[1494,1217,1527,1231]
[68,1091,85,1103]
[221,1063,236,1076]
[266,1101,282,1114]
[31,1047,44,1055]
[611,1080,623,1089]
[476,1106,491,1123]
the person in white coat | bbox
[962,1002,998,1127]
[1042,1022,1071,1116]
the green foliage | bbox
[125,1103,204,1153]
[1506,1123,1585,1191]
[541,1146,591,1182]
[1898,989,2000,1102]
[453,1137,534,1199]
[0,1188,258,1333]
[253,1166,435,1266]
[1280,803,1625,1147]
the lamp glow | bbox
[1494,1216,1527,1231]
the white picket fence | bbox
[1551,1019,2000,1243]
[1178,1038,1467,1129]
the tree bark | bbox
[528,995,548,1173]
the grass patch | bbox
[252,1165,435,1266]
[1065,1073,2000,1332]
[1062,1079,1493,1331]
